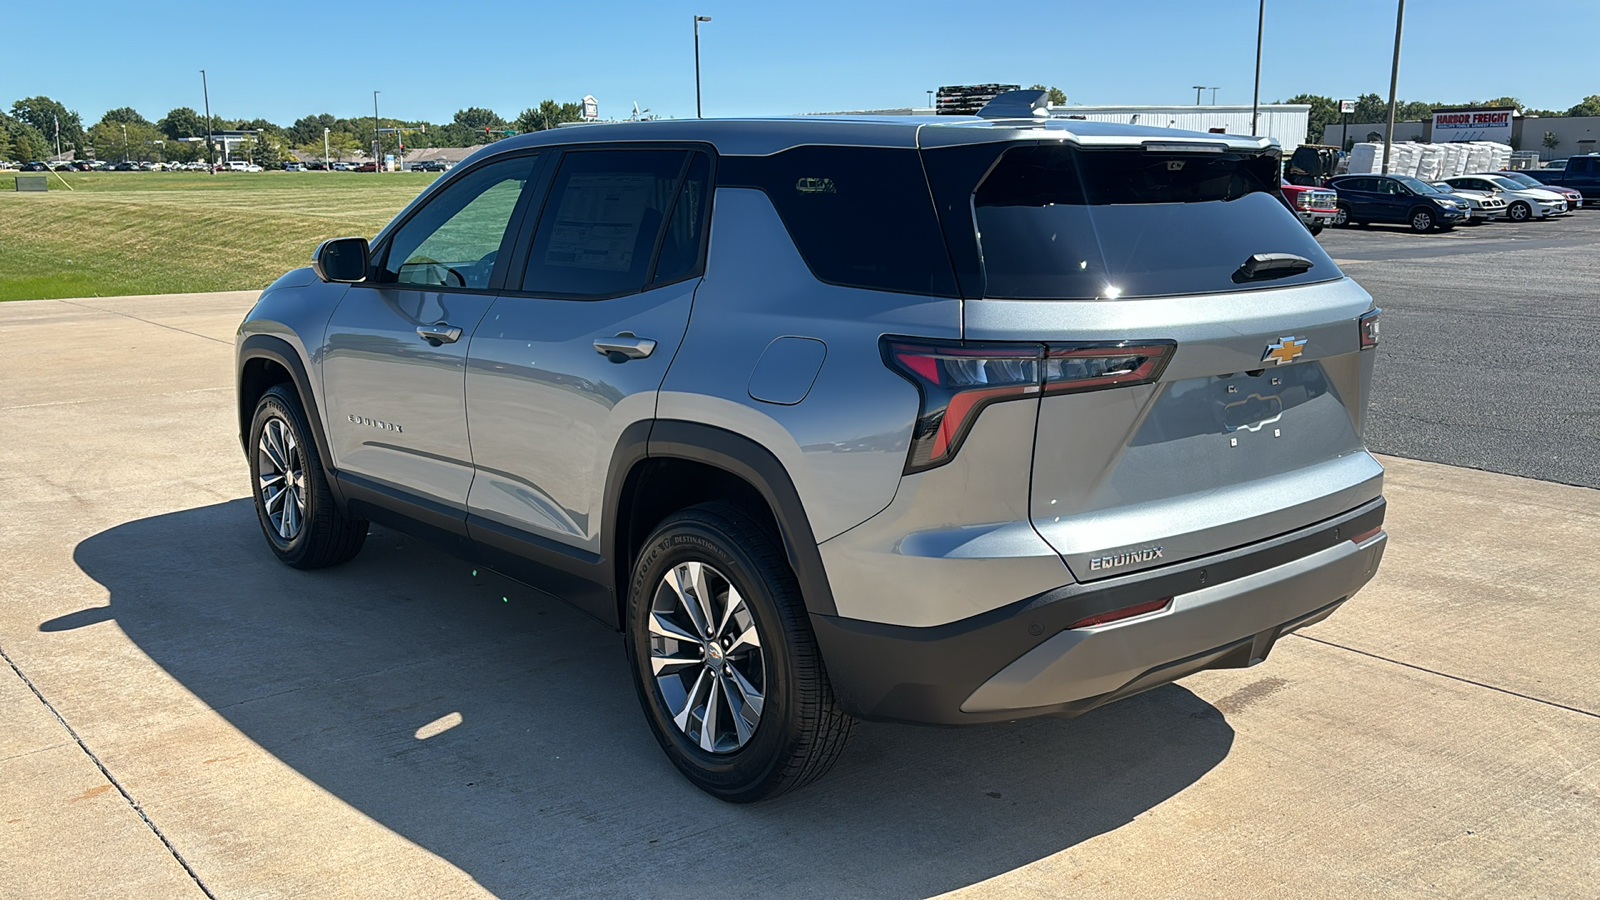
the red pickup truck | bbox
[1280,180,1339,235]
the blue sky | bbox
[5,0,1597,126]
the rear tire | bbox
[625,502,855,802]
[248,385,367,569]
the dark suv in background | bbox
[1326,173,1468,232]
[236,92,1388,801]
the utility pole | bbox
[53,114,61,160]
[1209,87,1220,105]
[1251,0,1265,135]
[200,69,214,172]
[121,123,128,163]
[694,16,712,118]
[373,90,381,173]
[1382,0,1405,174]
[1192,85,1206,105]
[324,127,331,167]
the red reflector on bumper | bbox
[1349,526,1382,544]
[1067,598,1172,630]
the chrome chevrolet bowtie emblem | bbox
[1262,336,1307,366]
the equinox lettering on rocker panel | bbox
[348,414,403,433]
[1088,547,1165,572]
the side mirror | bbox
[312,237,370,283]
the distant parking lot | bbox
[1320,211,1600,488]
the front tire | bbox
[1410,208,1436,233]
[625,503,855,802]
[248,385,367,569]
[1508,200,1531,222]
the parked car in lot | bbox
[1492,171,1583,210]
[1441,175,1566,221]
[20,161,48,171]
[1427,181,1505,223]
[1522,154,1600,200]
[1280,179,1339,234]
[408,159,450,172]
[331,161,355,171]
[1325,174,1468,232]
[236,99,1388,801]
[283,162,304,172]
[354,162,377,172]
[111,161,141,171]
[305,161,328,171]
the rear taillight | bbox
[1359,308,1381,350]
[883,337,1175,473]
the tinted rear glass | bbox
[717,147,958,297]
[924,144,1338,300]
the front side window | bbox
[521,149,690,297]
[381,155,537,289]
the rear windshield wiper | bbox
[1235,253,1314,282]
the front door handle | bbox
[594,334,657,360]
[416,322,463,345]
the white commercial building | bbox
[808,103,1312,152]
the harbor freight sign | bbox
[1432,108,1515,144]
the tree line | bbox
[1,95,588,164]
[1282,92,1600,148]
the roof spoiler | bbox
[976,89,1051,119]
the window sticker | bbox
[544,173,655,272]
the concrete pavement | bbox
[2,292,1597,899]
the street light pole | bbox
[1381,0,1406,175]
[1251,0,1264,135]
[121,123,128,163]
[694,15,712,118]
[1192,85,1205,105]
[324,127,330,168]
[1209,87,1220,105]
[200,69,214,172]
[373,90,381,173]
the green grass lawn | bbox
[0,171,438,301]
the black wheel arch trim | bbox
[626,420,838,619]
[238,334,342,503]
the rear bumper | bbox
[811,498,1386,724]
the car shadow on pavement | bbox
[65,499,1235,899]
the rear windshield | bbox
[924,143,1340,300]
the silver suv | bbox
[236,93,1388,802]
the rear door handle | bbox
[593,334,657,360]
[416,322,463,345]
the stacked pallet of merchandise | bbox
[1415,144,1444,181]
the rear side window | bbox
[718,147,959,297]
[522,149,690,297]
[925,143,1339,300]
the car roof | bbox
[475,115,1277,159]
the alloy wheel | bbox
[648,560,766,753]
[257,416,306,540]
[1412,210,1433,232]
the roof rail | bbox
[976,89,1051,120]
